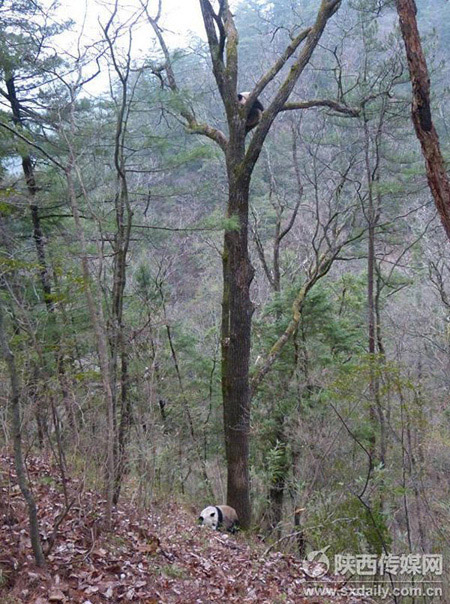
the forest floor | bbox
[0,451,370,603]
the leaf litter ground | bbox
[0,452,370,603]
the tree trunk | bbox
[366,150,378,472]
[113,349,131,504]
[221,168,254,529]
[5,75,54,308]
[266,426,288,536]
[396,0,450,240]
[65,158,115,528]
[152,0,342,531]
[0,306,45,567]
[6,75,77,435]
[110,191,132,504]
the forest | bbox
[1,0,450,601]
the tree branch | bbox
[244,0,342,174]
[199,0,227,97]
[145,1,228,152]
[222,1,238,97]
[185,119,228,152]
[0,121,65,170]
[244,26,311,112]
[282,98,360,116]
[141,1,177,91]
[250,251,337,398]
[250,207,275,289]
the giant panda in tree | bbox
[237,92,264,134]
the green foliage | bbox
[307,495,392,557]
[198,209,240,232]
[266,440,290,486]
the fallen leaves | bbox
[0,451,367,603]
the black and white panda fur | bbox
[237,92,264,133]
[198,505,239,532]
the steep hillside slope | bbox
[0,453,367,603]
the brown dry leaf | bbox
[48,589,66,602]
[137,541,158,555]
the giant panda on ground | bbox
[237,92,264,134]
[198,505,239,533]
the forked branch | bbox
[144,0,228,152]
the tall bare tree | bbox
[147,0,358,527]
[101,3,136,505]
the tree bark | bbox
[0,305,45,567]
[396,0,450,240]
[221,164,254,529]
